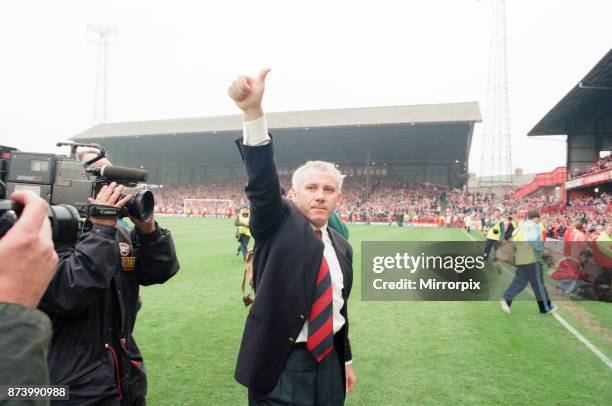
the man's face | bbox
[494,210,500,219]
[291,168,343,228]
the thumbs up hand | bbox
[228,68,271,121]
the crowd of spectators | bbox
[152,177,611,240]
[570,154,612,179]
[153,180,246,216]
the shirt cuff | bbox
[345,360,352,366]
[243,116,271,146]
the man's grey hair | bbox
[291,161,344,192]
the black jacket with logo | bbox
[39,222,179,405]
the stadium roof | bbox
[72,102,481,140]
[70,101,481,186]
[529,48,612,136]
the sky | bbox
[1,0,610,176]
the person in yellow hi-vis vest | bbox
[483,209,505,262]
[593,222,612,268]
[592,222,612,301]
[500,210,557,314]
[235,205,252,261]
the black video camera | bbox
[0,142,154,247]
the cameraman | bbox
[0,191,58,394]
[38,150,180,405]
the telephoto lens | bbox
[49,205,80,248]
[0,200,80,248]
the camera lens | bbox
[49,205,80,248]
[1,200,80,248]
[126,190,154,222]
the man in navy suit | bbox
[228,69,356,405]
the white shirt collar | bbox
[312,222,328,236]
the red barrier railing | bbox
[513,167,566,199]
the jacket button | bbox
[298,314,305,320]
[288,337,295,343]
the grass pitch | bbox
[134,218,612,405]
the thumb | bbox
[258,68,271,83]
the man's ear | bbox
[287,188,297,201]
[335,191,344,208]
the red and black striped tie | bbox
[307,230,334,363]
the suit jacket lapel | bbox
[303,221,317,305]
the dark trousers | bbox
[237,234,250,260]
[248,346,344,406]
[503,262,553,313]
[483,239,500,260]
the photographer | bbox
[0,191,58,393]
[38,150,180,405]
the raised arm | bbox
[229,69,284,240]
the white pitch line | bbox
[462,229,477,242]
[552,312,612,369]
[461,229,612,370]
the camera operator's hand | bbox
[0,191,58,308]
[129,214,156,235]
[88,182,132,228]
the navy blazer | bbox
[234,138,353,393]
